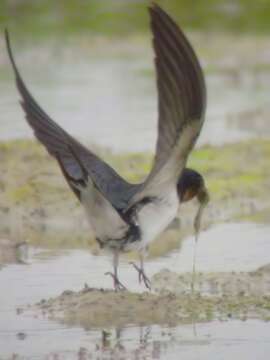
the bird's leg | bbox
[130,251,151,290]
[105,250,126,291]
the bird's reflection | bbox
[79,325,180,360]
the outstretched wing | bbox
[5,29,137,211]
[128,4,206,206]
[56,145,129,241]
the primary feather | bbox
[128,5,206,206]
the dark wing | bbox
[127,4,206,206]
[57,144,129,238]
[5,29,137,211]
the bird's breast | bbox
[134,190,179,250]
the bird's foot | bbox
[105,272,127,292]
[130,262,151,290]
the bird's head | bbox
[177,168,209,235]
[177,168,209,204]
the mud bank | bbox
[152,266,270,297]
[32,265,270,329]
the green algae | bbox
[1,138,270,250]
[239,208,270,224]
[1,138,270,207]
[90,139,270,204]
[7,182,36,203]
[188,140,270,200]
[1,0,270,39]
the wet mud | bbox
[30,264,270,330]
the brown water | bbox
[1,221,270,359]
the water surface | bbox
[1,221,270,358]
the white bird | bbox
[5,4,209,291]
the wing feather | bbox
[5,3,207,214]
[127,4,206,205]
[5,29,135,210]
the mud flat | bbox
[31,264,270,330]
[152,266,270,298]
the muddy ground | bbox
[29,264,270,330]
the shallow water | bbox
[1,38,270,152]
[0,221,270,358]
[1,320,270,359]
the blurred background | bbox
[0,0,270,150]
[1,1,270,359]
[1,0,270,35]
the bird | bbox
[5,4,209,291]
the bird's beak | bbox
[194,186,210,240]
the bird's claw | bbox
[130,262,151,290]
[105,272,127,291]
